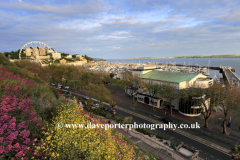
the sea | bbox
[105,58,240,79]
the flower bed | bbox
[40,102,135,159]
[0,67,47,159]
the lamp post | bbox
[133,93,136,114]
[218,118,221,124]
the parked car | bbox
[162,118,173,124]
[63,90,71,96]
[83,96,89,100]
[65,86,69,89]
[91,105,99,109]
[51,82,55,86]
[109,110,116,115]
[100,107,108,111]
[93,103,99,107]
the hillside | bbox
[0,53,160,159]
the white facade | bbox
[47,49,54,54]
[126,67,213,117]
[132,65,157,77]
[194,78,213,88]
[68,60,87,66]
[76,55,84,60]
[66,55,72,59]
[52,52,61,60]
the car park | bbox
[162,118,173,124]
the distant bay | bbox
[105,58,240,78]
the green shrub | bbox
[40,105,58,122]
[114,116,124,124]
[135,128,152,137]
[123,117,132,124]
[156,134,166,140]
[106,112,113,120]
[50,86,59,99]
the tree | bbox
[218,86,240,134]
[86,84,111,107]
[194,83,226,128]
[230,145,240,159]
[144,81,162,111]
[122,71,143,104]
[78,68,91,90]
[93,72,105,84]
[52,65,67,84]
[109,101,117,110]
[83,55,93,62]
[90,72,111,85]
[110,73,114,79]
[161,83,178,116]
[70,68,83,89]
[102,72,111,84]
[15,60,52,82]
[63,65,78,86]
[87,98,93,110]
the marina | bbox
[86,60,239,87]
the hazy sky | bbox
[1,0,240,59]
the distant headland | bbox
[134,55,240,59]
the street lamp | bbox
[133,92,136,113]
[218,118,221,124]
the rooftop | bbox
[140,70,200,83]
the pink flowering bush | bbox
[0,67,48,159]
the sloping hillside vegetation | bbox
[0,53,160,159]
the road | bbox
[64,88,232,160]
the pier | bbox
[222,67,240,87]
[157,63,235,72]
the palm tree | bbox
[109,101,117,110]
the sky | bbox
[0,0,240,59]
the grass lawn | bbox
[107,88,117,94]
[109,79,126,89]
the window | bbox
[191,99,201,106]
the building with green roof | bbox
[139,69,208,89]
[126,67,213,117]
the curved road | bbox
[67,88,232,160]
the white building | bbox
[125,68,213,117]
[47,49,54,54]
[65,55,72,59]
[132,65,157,77]
[52,52,61,60]
[76,54,84,60]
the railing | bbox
[223,68,240,87]
[122,128,188,160]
